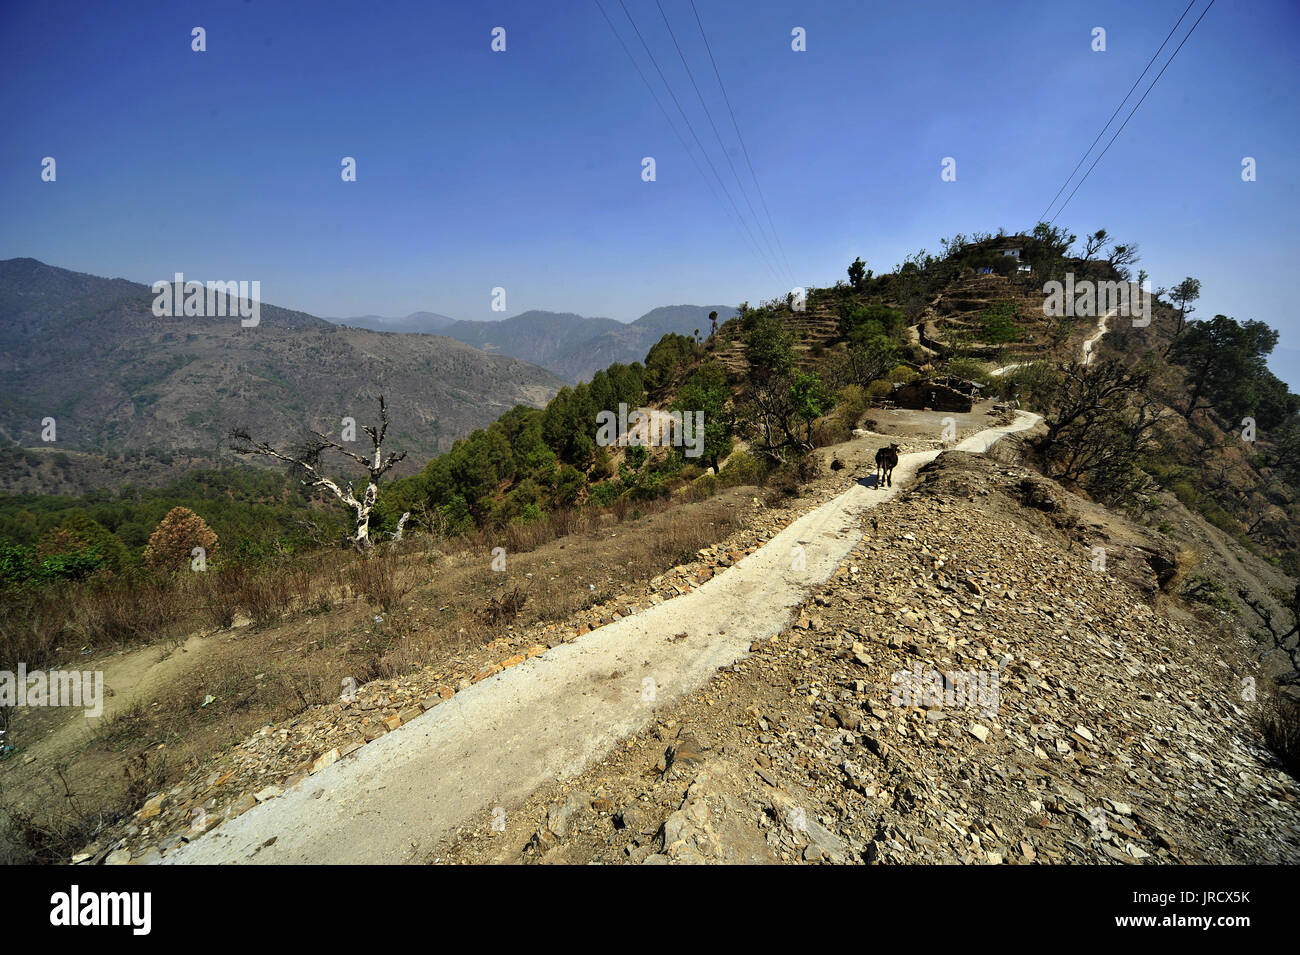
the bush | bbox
[689,473,719,500]
[143,507,218,572]
[344,553,405,613]
[588,481,620,506]
[944,357,990,382]
[718,450,766,487]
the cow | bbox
[874,443,900,488]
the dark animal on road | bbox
[874,443,900,487]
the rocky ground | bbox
[69,413,1300,865]
[430,451,1300,865]
[67,419,997,865]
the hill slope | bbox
[328,311,457,334]
[431,305,736,382]
[0,259,564,470]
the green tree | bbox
[1169,315,1283,421]
[673,360,734,472]
[644,333,699,390]
[790,372,834,446]
[1168,277,1202,338]
[848,257,868,290]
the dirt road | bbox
[163,411,1041,864]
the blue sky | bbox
[2,0,1298,385]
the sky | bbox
[2,0,1298,385]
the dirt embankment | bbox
[435,449,1300,865]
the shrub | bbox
[689,473,719,500]
[143,507,218,572]
[344,553,405,613]
[944,357,990,382]
[588,481,620,506]
[718,450,765,487]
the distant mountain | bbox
[438,305,737,382]
[0,259,565,476]
[330,311,458,334]
[632,305,731,339]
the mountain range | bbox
[330,305,737,382]
[0,259,565,478]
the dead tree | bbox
[1239,584,1300,643]
[230,395,406,552]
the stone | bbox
[546,791,593,840]
[616,804,659,836]
[311,748,340,774]
[139,793,167,820]
[968,724,990,742]
[227,793,257,818]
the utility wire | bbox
[689,0,795,284]
[593,0,776,283]
[655,0,792,286]
[615,0,785,285]
[1038,0,1198,225]
[1050,0,1215,223]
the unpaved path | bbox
[163,411,1041,864]
[1082,307,1117,365]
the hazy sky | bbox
[2,0,1298,383]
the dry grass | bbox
[0,487,761,861]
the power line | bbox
[592,0,778,284]
[689,0,795,285]
[1038,0,1198,225]
[1050,0,1216,224]
[655,0,792,286]
[615,0,785,286]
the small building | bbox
[893,376,977,413]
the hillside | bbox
[36,408,1300,865]
[0,259,565,479]
[328,312,458,334]
[5,226,1299,868]
[434,448,1300,865]
[430,305,737,382]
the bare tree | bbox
[229,395,406,551]
[1083,229,1108,260]
[1105,242,1140,278]
[1036,358,1159,499]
